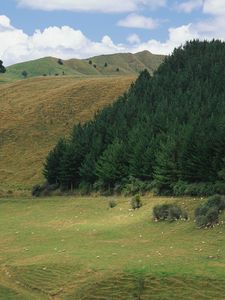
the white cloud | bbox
[2,12,225,67]
[131,24,199,54]
[0,15,127,65]
[17,0,166,13]
[118,14,158,29]
[0,15,14,29]
[127,33,141,44]
[203,0,225,16]
[176,0,203,13]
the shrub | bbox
[195,215,208,228]
[32,183,58,197]
[153,203,187,222]
[131,194,142,209]
[122,176,152,196]
[168,205,183,222]
[207,195,225,211]
[206,207,219,224]
[173,181,220,197]
[78,182,92,195]
[108,198,117,208]
[57,59,63,65]
[195,204,210,218]
[194,194,225,228]
[22,70,28,78]
[196,207,219,228]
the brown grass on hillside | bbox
[0,76,135,190]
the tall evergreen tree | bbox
[0,60,6,73]
[43,138,67,184]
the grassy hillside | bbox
[0,51,165,83]
[0,76,134,192]
[0,195,225,299]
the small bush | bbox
[108,198,117,208]
[131,194,142,209]
[32,183,58,197]
[173,181,225,197]
[196,207,219,228]
[78,182,92,195]
[168,205,183,222]
[122,176,152,196]
[195,204,210,218]
[153,204,170,220]
[153,203,188,222]
[194,194,225,228]
[58,59,63,65]
[206,207,219,224]
[207,195,225,211]
[22,70,28,78]
[195,215,208,228]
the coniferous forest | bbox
[43,40,225,196]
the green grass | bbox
[0,195,225,299]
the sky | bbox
[1,0,225,65]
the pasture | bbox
[0,195,225,299]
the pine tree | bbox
[43,138,67,184]
[95,140,128,189]
[0,60,6,73]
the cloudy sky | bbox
[1,0,225,65]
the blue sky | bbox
[1,0,225,65]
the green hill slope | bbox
[0,51,165,83]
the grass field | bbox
[0,195,225,299]
[0,75,134,194]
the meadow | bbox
[0,195,225,299]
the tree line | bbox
[43,40,225,196]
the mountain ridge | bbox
[0,50,165,83]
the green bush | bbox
[195,215,208,228]
[173,181,221,197]
[122,176,152,196]
[131,194,142,210]
[196,207,219,228]
[207,195,225,211]
[108,198,117,208]
[78,182,92,195]
[32,183,58,197]
[195,204,210,218]
[153,203,188,222]
[153,204,170,220]
[194,194,225,228]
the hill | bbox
[0,75,134,193]
[44,40,225,196]
[0,51,165,83]
[0,195,225,299]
